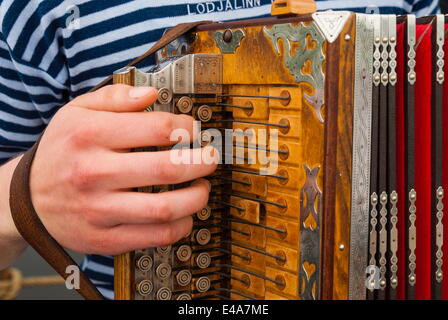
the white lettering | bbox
[225,0,234,11]
[196,3,206,14]
[206,1,216,13]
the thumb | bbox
[67,84,159,112]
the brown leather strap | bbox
[89,20,212,92]
[8,20,214,300]
[9,137,103,300]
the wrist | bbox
[0,156,27,244]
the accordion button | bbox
[176,293,192,300]
[196,276,211,293]
[196,252,211,269]
[196,228,211,245]
[157,88,173,105]
[156,287,172,300]
[157,246,172,255]
[136,255,153,272]
[177,245,192,262]
[176,96,194,114]
[176,270,192,286]
[197,105,213,122]
[136,280,153,296]
[156,263,172,279]
[197,206,211,220]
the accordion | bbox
[109,5,448,300]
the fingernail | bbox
[129,87,155,99]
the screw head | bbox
[223,29,233,43]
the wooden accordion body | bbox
[113,11,448,300]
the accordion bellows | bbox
[113,11,448,300]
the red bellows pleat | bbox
[414,24,433,300]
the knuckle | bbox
[197,186,210,208]
[157,226,177,246]
[82,206,103,226]
[150,199,173,223]
[85,230,110,254]
[67,125,95,149]
[153,158,181,182]
[68,161,96,190]
[154,116,174,140]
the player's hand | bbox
[29,84,218,255]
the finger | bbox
[95,147,219,189]
[90,217,193,255]
[90,112,197,149]
[89,179,210,226]
[67,84,158,112]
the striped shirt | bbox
[1,0,440,300]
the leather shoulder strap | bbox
[89,20,212,92]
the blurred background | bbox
[1,248,83,300]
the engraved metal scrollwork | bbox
[390,191,398,289]
[408,189,417,286]
[436,15,445,84]
[349,14,375,300]
[436,186,444,282]
[213,29,245,54]
[368,192,378,289]
[298,165,322,300]
[407,15,416,84]
[372,17,381,86]
[380,16,389,87]
[388,16,397,86]
[263,23,326,122]
[311,11,351,43]
[156,32,195,61]
[378,191,388,289]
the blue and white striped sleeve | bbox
[411,0,441,16]
[0,0,70,164]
